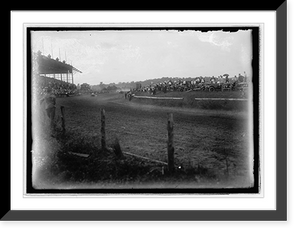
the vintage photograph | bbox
[29,27,258,191]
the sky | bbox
[31,30,252,85]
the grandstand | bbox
[33,50,83,97]
[35,50,82,84]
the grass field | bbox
[32,90,253,189]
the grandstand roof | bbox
[37,53,82,74]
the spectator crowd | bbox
[132,74,246,95]
[33,75,78,98]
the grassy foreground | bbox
[32,92,253,189]
[32,128,221,189]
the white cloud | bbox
[197,32,233,51]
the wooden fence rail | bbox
[133,95,183,100]
[194,98,248,101]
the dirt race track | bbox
[56,92,253,187]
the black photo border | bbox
[3,1,287,221]
[25,25,260,195]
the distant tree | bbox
[238,73,244,82]
[107,85,118,91]
[80,83,91,91]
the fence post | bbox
[167,113,175,173]
[101,108,106,150]
[60,106,65,135]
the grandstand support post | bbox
[60,106,66,135]
[71,71,74,84]
[167,113,175,173]
[101,108,106,150]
